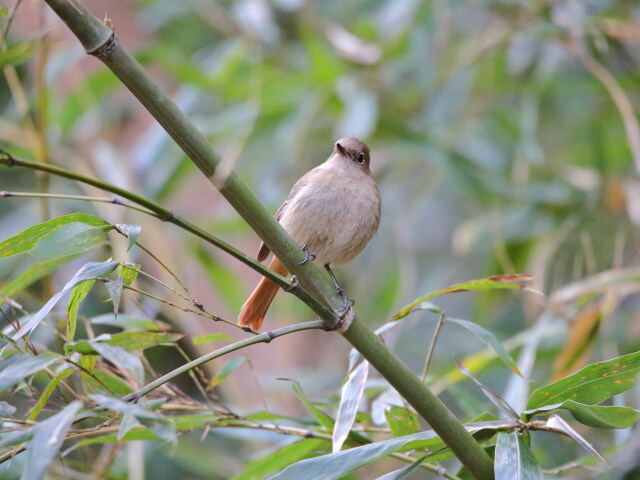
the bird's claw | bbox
[299,243,316,265]
[338,295,355,315]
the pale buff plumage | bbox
[238,138,381,331]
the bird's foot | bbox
[298,243,316,265]
[337,292,355,314]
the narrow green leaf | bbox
[71,427,160,448]
[494,432,543,480]
[66,279,95,342]
[393,274,537,320]
[456,360,519,419]
[0,40,38,69]
[448,318,523,377]
[210,357,245,387]
[271,430,440,480]
[522,400,639,429]
[89,394,176,443]
[20,401,83,480]
[193,332,235,345]
[106,331,182,350]
[27,368,74,421]
[231,438,327,480]
[0,428,33,449]
[546,414,608,464]
[0,256,78,307]
[13,261,119,339]
[91,342,145,385]
[281,378,335,430]
[0,213,108,258]
[120,263,140,286]
[91,313,168,331]
[384,406,421,437]
[0,401,16,416]
[104,277,124,316]
[65,332,181,354]
[375,455,427,480]
[171,414,219,430]
[0,354,57,392]
[115,224,141,251]
[526,351,640,409]
[81,369,132,396]
[32,222,110,260]
[333,360,369,453]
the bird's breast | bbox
[279,169,381,266]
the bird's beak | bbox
[335,142,346,155]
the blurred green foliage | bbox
[1,0,640,478]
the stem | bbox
[342,320,495,480]
[122,320,325,401]
[0,151,332,321]
[0,191,156,216]
[422,311,446,382]
[39,3,496,478]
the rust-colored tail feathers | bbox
[238,257,288,331]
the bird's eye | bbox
[356,153,365,164]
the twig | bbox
[0,190,157,216]
[122,320,325,401]
[422,311,446,382]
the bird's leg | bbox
[325,264,354,313]
[298,243,316,265]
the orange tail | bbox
[238,257,288,331]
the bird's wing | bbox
[256,170,315,262]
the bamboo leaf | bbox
[546,414,608,465]
[494,432,543,480]
[20,401,83,480]
[271,430,440,480]
[456,360,519,419]
[0,353,57,392]
[280,378,335,430]
[66,279,95,342]
[120,263,140,286]
[230,438,327,480]
[522,400,639,429]
[32,222,109,260]
[210,357,245,387]
[0,213,109,259]
[192,332,235,345]
[0,39,38,68]
[13,261,119,339]
[448,317,523,377]
[526,351,640,409]
[89,394,176,442]
[384,406,421,437]
[393,274,538,320]
[0,256,78,307]
[104,277,124,317]
[26,368,74,421]
[375,456,427,480]
[333,360,369,453]
[91,342,145,385]
[115,224,141,251]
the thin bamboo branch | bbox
[122,320,326,401]
[422,311,446,382]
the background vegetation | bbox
[1,0,639,478]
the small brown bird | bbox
[238,137,382,331]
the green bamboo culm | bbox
[43,1,495,479]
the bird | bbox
[238,137,381,331]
